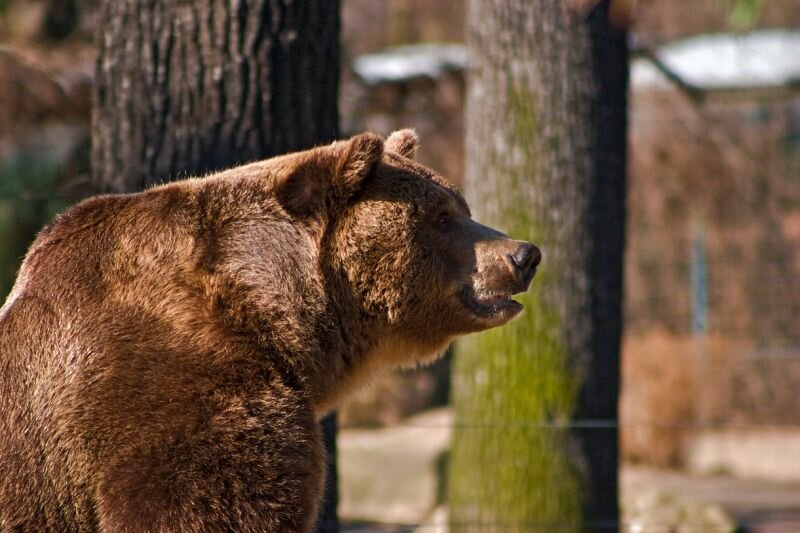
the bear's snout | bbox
[460,235,541,326]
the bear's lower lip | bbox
[461,289,524,320]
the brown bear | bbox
[0,130,540,532]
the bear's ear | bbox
[276,133,384,218]
[385,129,419,159]
[331,132,385,203]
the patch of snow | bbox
[352,31,800,93]
[633,29,800,91]
[353,44,468,85]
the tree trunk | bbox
[91,1,341,530]
[92,0,339,193]
[448,0,627,530]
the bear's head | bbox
[272,130,540,370]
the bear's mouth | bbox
[460,287,524,320]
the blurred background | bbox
[1,0,800,531]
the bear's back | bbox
[0,188,204,529]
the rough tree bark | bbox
[92,0,339,192]
[449,0,627,530]
[91,1,341,530]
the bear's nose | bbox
[510,242,541,276]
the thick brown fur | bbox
[0,130,539,532]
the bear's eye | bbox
[437,212,451,226]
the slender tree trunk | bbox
[91,1,341,530]
[449,0,627,530]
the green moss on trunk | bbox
[450,292,582,528]
[449,0,627,529]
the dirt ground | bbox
[623,467,800,533]
[339,408,800,532]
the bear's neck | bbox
[300,296,452,418]
[291,255,452,416]
[300,272,388,417]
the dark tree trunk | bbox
[92,0,339,193]
[449,0,627,530]
[91,1,341,530]
[315,413,338,532]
